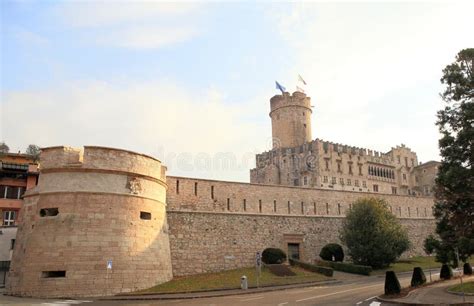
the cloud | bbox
[1,80,269,182]
[96,26,198,50]
[50,2,205,49]
[52,2,202,28]
[13,28,49,46]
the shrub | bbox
[384,271,401,295]
[463,262,472,275]
[410,267,427,287]
[440,264,453,280]
[289,258,334,277]
[319,243,344,262]
[262,248,287,264]
[340,198,410,268]
[316,260,372,276]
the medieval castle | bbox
[7,92,438,297]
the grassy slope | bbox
[135,266,330,294]
[373,256,442,274]
[449,281,474,293]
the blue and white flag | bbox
[275,81,286,93]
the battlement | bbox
[40,145,166,181]
[270,91,312,115]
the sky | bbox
[1,1,473,182]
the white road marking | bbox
[356,302,362,305]
[295,283,382,302]
[241,296,265,301]
[277,303,289,306]
[369,302,381,306]
[364,295,377,301]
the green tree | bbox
[25,144,40,161]
[429,48,474,265]
[340,197,410,268]
[0,142,9,153]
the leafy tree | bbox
[428,48,474,265]
[25,144,40,161]
[0,142,9,153]
[340,197,410,268]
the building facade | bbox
[0,153,38,286]
[251,92,439,196]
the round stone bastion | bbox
[7,146,173,298]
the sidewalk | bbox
[99,279,342,301]
[378,276,474,305]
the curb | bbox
[99,279,342,301]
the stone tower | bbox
[7,146,173,297]
[270,91,312,149]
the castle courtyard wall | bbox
[166,176,436,276]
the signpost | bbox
[255,251,262,288]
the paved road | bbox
[1,271,444,306]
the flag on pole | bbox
[275,81,286,94]
[298,74,307,85]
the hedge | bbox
[463,263,472,275]
[262,248,287,264]
[440,264,453,280]
[316,260,372,275]
[410,267,426,287]
[319,243,344,262]
[384,271,401,295]
[289,258,334,277]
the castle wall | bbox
[166,176,436,276]
[7,146,172,298]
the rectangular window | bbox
[227,198,230,211]
[403,173,407,180]
[405,157,408,167]
[194,182,198,196]
[176,180,179,194]
[326,203,329,215]
[42,271,66,278]
[273,200,277,212]
[349,164,353,175]
[140,211,151,220]
[243,199,247,212]
[339,178,344,185]
[0,185,6,198]
[337,162,341,172]
[323,176,328,183]
[331,177,336,185]
[211,185,214,199]
[313,202,317,215]
[3,210,16,226]
[362,181,367,188]
[338,203,341,215]
[325,160,329,170]
[373,184,379,192]
[359,165,362,175]
[397,155,401,163]
[347,179,351,186]
[355,180,359,187]
[303,176,308,185]
[39,208,59,217]
[6,186,17,199]
[259,200,262,213]
[287,201,291,214]
[301,202,304,214]
[392,187,397,194]
[10,239,15,250]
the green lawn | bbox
[449,281,474,294]
[133,266,331,294]
[373,256,442,274]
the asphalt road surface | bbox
[0,271,443,306]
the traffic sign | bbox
[107,260,112,269]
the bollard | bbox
[241,275,248,290]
